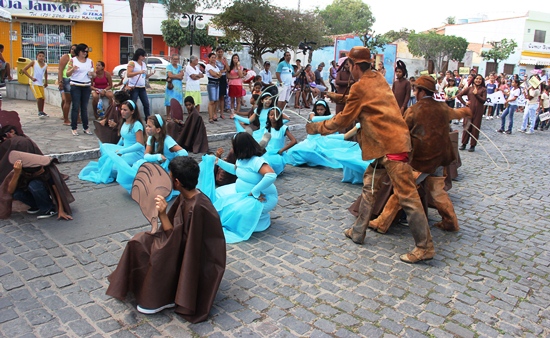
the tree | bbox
[408,32,468,73]
[481,38,518,71]
[212,0,326,67]
[129,0,146,50]
[444,16,456,25]
[161,19,217,50]
[382,28,415,43]
[129,0,219,52]
[317,0,374,36]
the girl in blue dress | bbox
[284,100,343,168]
[233,92,273,140]
[79,100,145,184]
[261,107,297,175]
[212,132,278,243]
[115,114,188,193]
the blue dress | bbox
[234,108,269,142]
[165,64,183,106]
[283,134,343,169]
[203,156,278,243]
[79,122,145,184]
[324,134,373,184]
[262,125,288,175]
[115,135,188,194]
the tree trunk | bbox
[130,0,145,51]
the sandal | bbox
[213,118,218,121]
[209,119,214,124]
[72,130,79,136]
[83,129,93,135]
[220,114,225,119]
[63,122,71,126]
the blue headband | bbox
[126,100,136,110]
[155,114,164,127]
[316,100,327,108]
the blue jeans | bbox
[13,179,54,213]
[131,87,150,118]
[494,104,503,116]
[521,103,538,132]
[500,104,517,132]
[70,85,91,130]
[207,83,219,102]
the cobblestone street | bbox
[1,99,549,337]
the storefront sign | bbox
[0,0,103,21]
[523,42,550,53]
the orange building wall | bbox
[0,21,22,67]
[103,32,168,74]
[0,20,101,69]
[72,21,103,66]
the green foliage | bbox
[408,32,468,72]
[382,28,415,43]
[444,16,456,25]
[212,0,326,66]
[316,0,374,35]
[161,0,219,19]
[481,38,518,68]
[361,32,388,53]
[161,19,218,50]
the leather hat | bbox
[9,150,52,168]
[347,47,374,64]
[415,75,437,93]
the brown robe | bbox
[167,108,209,154]
[93,104,122,144]
[457,86,487,147]
[106,192,226,323]
[0,135,43,183]
[0,160,75,219]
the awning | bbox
[520,56,550,66]
[0,8,11,22]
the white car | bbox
[112,56,171,80]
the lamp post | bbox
[179,13,205,58]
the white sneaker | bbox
[137,303,175,314]
[525,131,534,134]
[485,116,490,120]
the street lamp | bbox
[179,13,205,58]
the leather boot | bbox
[347,190,376,244]
[369,194,401,234]
[425,176,459,232]
[400,242,435,263]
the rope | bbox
[462,121,511,170]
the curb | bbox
[46,123,307,163]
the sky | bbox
[286,0,537,34]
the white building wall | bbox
[444,17,527,45]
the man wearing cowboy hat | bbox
[368,75,471,234]
[306,46,433,263]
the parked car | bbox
[112,56,171,80]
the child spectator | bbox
[21,51,49,117]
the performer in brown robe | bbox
[307,47,433,264]
[167,97,209,154]
[0,127,43,183]
[457,74,487,152]
[106,157,226,323]
[369,76,471,234]
[0,150,74,220]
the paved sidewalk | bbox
[1,96,550,337]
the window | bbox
[119,36,153,64]
[503,64,515,75]
[147,57,162,64]
[534,30,546,43]
[21,23,72,64]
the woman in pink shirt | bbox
[227,54,244,118]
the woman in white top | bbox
[66,43,95,136]
[184,55,204,113]
[205,52,221,123]
[126,48,153,119]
